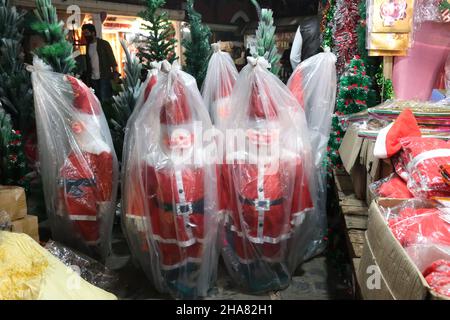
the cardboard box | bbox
[11,215,39,242]
[340,125,367,200]
[0,186,27,221]
[358,199,449,300]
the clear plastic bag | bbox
[286,49,337,263]
[220,56,318,293]
[369,172,414,199]
[44,240,119,293]
[121,60,220,299]
[398,136,450,198]
[382,199,450,273]
[287,48,337,168]
[202,43,238,131]
[30,57,119,262]
[423,259,450,297]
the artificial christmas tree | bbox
[31,0,76,74]
[0,0,33,135]
[138,0,177,71]
[109,40,143,160]
[328,56,371,167]
[0,107,28,188]
[182,0,211,89]
[0,0,31,188]
[251,0,281,76]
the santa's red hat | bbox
[65,75,101,116]
[287,68,305,108]
[248,82,278,121]
[160,79,192,126]
[374,108,421,159]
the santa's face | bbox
[162,124,194,151]
[246,119,280,147]
[71,113,110,154]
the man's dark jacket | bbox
[85,38,118,81]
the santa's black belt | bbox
[157,199,204,215]
[238,195,283,208]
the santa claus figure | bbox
[54,76,116,260]
[202,43,238,130]
[123,61,219,299]
[221,57,315,293]
[30,57,118,262]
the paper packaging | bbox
[12,215,39,242]
[368,33,410,51]
[357,199,449,300]
[0,186,27,221]
[370,0,414,33]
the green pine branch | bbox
[109,40,143,160]
[0,0,33,132]
[182,0,211,89]
[138,0,178,69]
[253,3,281,76]
[31,0,76,74]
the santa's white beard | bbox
[73,115,111,155]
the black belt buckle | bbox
[176,202,193,216]
[255,199,271,211]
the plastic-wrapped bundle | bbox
[134,61,161,112]
[423,260,450,297]
[286,48,337,263]
[221,57,317,293]
[202,43,238,130]
[398,136,450,198]
[383,199,450,273]
[122,61,220,299]
[369,173,414,199]
[30,58,119,262]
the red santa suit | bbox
[57,76,114,252]
[222,81,313,290]
[124,76,215,297]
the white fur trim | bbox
[374,122,393,159]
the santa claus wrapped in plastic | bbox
[374,108,450,199]
[221,56,317,293]
[202,42,238,131]
[30,58,119,261]
[122,61,220,299]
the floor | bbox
[39,185,355,300]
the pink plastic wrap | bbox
[392,21,450,101]
[122,61,220,299]
[220,57,317,293]
[30,58,119,261]
[397,136,450,198]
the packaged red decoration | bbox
[30,58,119,261]
[369,173,414,199]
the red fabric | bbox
[160,80,192,125]
[388,208,450,248]
[144,74,158,102]
[248,82,278,120]
[399,137,450,198]
[59,151,113,242]
[287,68,305,109]
[222,156,313,261]
[65,76,101,115]
[127,163,206,267]
[423,260,450,298]
[385,108,421,157]
[377,175,414,198]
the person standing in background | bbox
[81,24,119,105]
[290,0,322,70]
